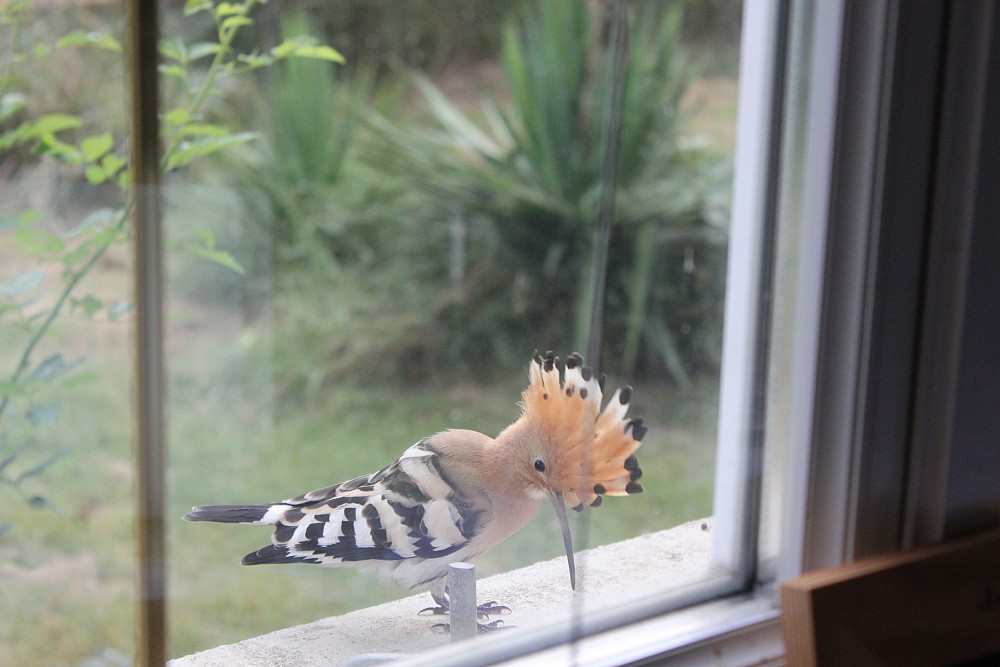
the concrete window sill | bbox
[171,518,717,667]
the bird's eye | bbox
[533,458,546,473]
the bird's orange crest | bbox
[519,351,646,510]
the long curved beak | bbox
[547,490,576,590]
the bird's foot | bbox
[418,600,512,618]
[430,619,511,633]
[422,598,514,633]
[475,600,512,618]
[478,619,509,632]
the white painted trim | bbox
[712,0,785,574]
[482,599,783,667]
[757,0,848,582]
[171,520,743,667]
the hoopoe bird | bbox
[184,351,646,621]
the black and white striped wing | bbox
[242,440,485,568]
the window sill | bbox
[171,518,770,666]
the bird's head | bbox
[506,351,647,589]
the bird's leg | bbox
[417,581,452,616]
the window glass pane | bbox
[164,0,743,658]
[1,1,134,665]
[3,0,744,663]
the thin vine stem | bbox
[161,0,261,167]
[0,206,131,423]
[1,0,260,425]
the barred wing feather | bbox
[238,440,484,571]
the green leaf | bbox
[2,114,83,151]
[56,31,122,52]
[106,301,132,319]
[82,223,124,250]
[0,269,44,296]
[158,64,188,81]
[27,496,54,510]
[158,39,185,62]
[30,354,83,382]
[59,370,99,389]
[100,153,127,179]
[30,113,83,136]
[13,227,65,257]
[84,164,108,184]
[164,132,258,171]
[220,15,253,33]
[271,37,346,63]
[191,246,246,274]
[0,93,26,122]
[214,2,244,18]
[235,52,274,69]
[188,42,221,61]
[183,0,213,16]
[71,295,103,317]
[0,209,41,231]
[31,132,83,162]
[63,208,122,239]
[0,380,28,404]
[25,403,63,427]
[289,45,345,63]
[80,133,114,161]
[163,107,192,129]
[177,123,229,138]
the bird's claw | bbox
[418,605,449,616]
[476,601,512,618]
[429,620,511,634]
[478,619,509,632]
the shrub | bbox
[374,1,730,381]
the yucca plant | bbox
[214,13,471,389]
[374,0,729,381]
[223,12,390,275]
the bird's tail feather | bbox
[242,544,301,566]
[183,504,273,524]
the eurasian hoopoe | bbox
[184,351,646,616]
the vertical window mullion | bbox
[126,0,167,664]
[711,0,788,582]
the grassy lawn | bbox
[166,308,720,657]
[0,276,719,664]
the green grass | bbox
[1,300,719,665]
[166,320,719,657]
[0,289,719,664]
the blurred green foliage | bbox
[233,1,732,390]
[267,0,527,74]
[0,0,344,532]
